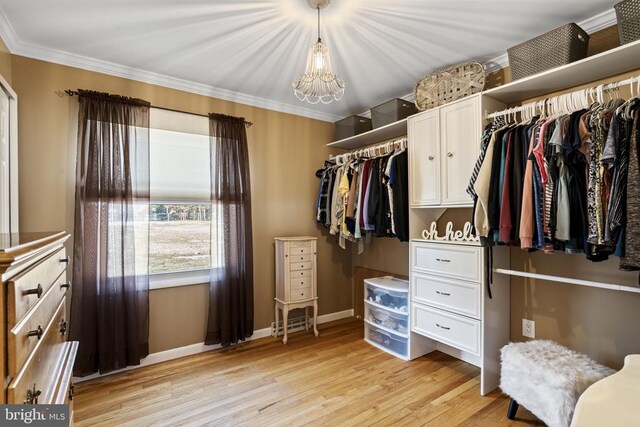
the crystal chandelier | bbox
[292,0,345,104]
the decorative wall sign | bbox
[421,221,480,243]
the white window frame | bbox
[149,268,210,290]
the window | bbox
[148,108,213,289]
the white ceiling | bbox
[0,0,619,121]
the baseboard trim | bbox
[74,308,354,383]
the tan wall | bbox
[0,37,11,84]
[10,55,352,353]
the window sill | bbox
[149,269,210,290]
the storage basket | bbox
[335,115,372,140]
[507,23,590,81]
[413,61,485,111]
[370,98,417,129]
[615,0,640,45]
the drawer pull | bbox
[436,323,451,331]
[61,281,72,290]
[24,283,43,298]
[60,319,68,336]
[26,384,41,404]
[436,291,451,296]
[447,152,454,158]
[435,258,451,263]
[60,257,70,264]
[428,155,434,160]
[69,383,75,401]
[27,325,44,340]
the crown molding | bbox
[484,7,617,73]
[0,9,341,123]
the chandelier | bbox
[292,0,345,104]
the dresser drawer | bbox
[8,297,68,404]
[289,261,311,271]
[290,287,312,301]
[412,273,481,319]
[8,247,68,325]
[411,242,482,283]
[291,269,312,279]
[290,253,312,263]
[9,271,68,377]
[288,245,312,255]
[412,303,480,355]
[290,277,310,289]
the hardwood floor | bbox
[74,318,543,426]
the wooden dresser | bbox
[0,231,77,408]
[273,236,319,344]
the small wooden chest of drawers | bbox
[273,237,319,344]
[0,232,77,410]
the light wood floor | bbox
[74,318,543,426]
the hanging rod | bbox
[494,268,640,294]
[329,137,407,164]
[487,75,640,119]
[62,89,253,127]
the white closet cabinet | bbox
[408,95,481,208]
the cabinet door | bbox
[408,109,440,207]
[440,96,481,206]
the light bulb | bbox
[314,52,325,69]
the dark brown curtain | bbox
[70,90,151,376]
[206,113,254,346]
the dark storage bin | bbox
[615,0,640,45]
[507,23,589,81]
[370,98,417,129]
[335,115,372,140]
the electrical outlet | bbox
[522,319,535,339]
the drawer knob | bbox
[428,155,434,160]
[60,257,70,264]
[436,323,451,331]
[436,291,451,296]
[28,325,44,340]
[447,152,454,158]
[26,384,41,404]
[24,283,43,298]
[61,281,72,290]
[69,383,75,401]
[60,319,68,336]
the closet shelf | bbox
[494,268,640,294]
[327,118,407,149]
[484,38,640,103]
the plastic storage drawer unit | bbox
[365,276,409,314]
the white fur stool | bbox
[500,340,615,427]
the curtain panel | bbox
[70,90,151,376]
[206,113,254,346]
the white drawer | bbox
[412,303,480,355]
[290,253,311,263]
[289,262,311,271]
[364,302,409,337]
[290,287,312,301]
[289,245,311,255]
[411,242,482,283]
[290,277,310,289]
[412,273,481,319]
[291,269,311,279]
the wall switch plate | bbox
[522,319,535,339]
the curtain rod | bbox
[329,136,407,164]
[63,89,253,127]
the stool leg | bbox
[507,399,519,420]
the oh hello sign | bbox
[421,221,479,242]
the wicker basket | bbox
[413,61,486,111]
[370,99,417,129]
[335,115,372,140]
[507,23,589,81]
[616,0,640,45]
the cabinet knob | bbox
[60,319,68,336]
[447,152,454,158]
[428,155,434,161]
[27,325,44,340]
[60,257,70,264]
[61,281,71,290]
[24,283,43,298]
